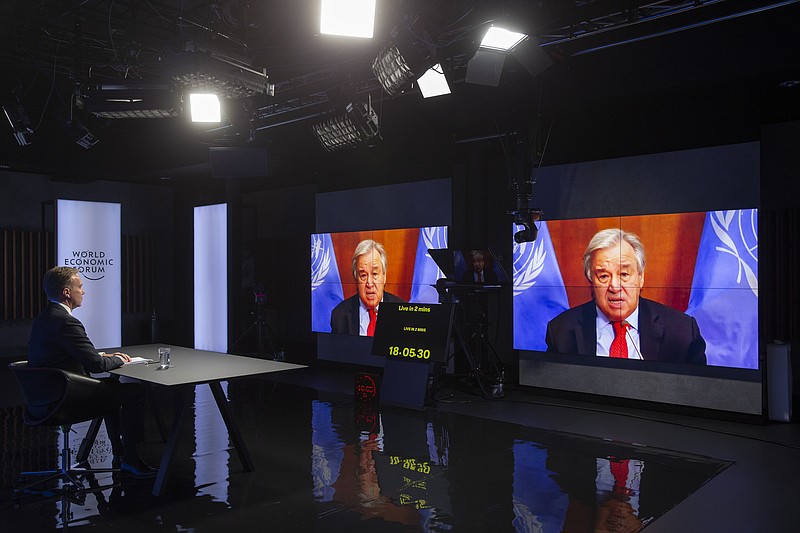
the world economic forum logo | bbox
[311,234,332,291]
[63,250,115,281]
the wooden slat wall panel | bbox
[122,234,154,314]
[3,229,153,320]
[763,208,800,343]
[2,229,51,320]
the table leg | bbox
[153,385,189,497]
[76,418,103,463]
[208,380,254,472]
[145,382,169,442]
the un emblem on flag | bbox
[311,234,332,291]
[512,238,546,297]
[710,210,758,296]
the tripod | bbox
[232,285,283,360]
[437,280,505,399]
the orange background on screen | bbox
[548,212,706,311]
[330,228,419,302]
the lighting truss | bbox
[312,99,379,152]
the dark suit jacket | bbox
[329,292,404,335]
[460,268,498,284]
[545,298,707,364]
[27,302,124,375]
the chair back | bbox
[8,361,117,427]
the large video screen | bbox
[311,226,448,335]
[513,210,758,369]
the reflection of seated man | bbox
[460,250,498,283]
[545,228,706,364]
[330,240,404,336]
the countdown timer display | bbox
[371,302,453,363]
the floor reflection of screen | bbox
[512,210,758,369]
[311,226,448,334]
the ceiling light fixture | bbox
[190,93,222,123]
[2,100,34,146]
[417,64,451,98]
[320,0,376,38]
[77,85,180,119]
[163,40,273,100]
[480,26,528,51]
[372,44,418,97]
[312,98,379,152]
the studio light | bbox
[312,98,379,152]
[372,27,435,97]
[2,100,34,146]
[163,39,272,100]
[63,119,99,149]
[190,93,221,123]
[467,25,550,87]
[320,0,376,38]
[480,26,527,51]
[372,44,417,97]
[417,64,451,98]
[77,85,180,119]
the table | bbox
[108,344,306,496]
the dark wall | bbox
[0,171,174,353]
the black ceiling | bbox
[1,1,799,186]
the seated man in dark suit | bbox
[27,266,157,478]
[330,240,404,336]
[460,250,498,284]
[545,228,706,364]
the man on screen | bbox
[330,240,404,336]
[460,250,498,283]
[545,228,707,364]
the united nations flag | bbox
[409,226,448,303]
[686,209,758,368]
[512,221,569,351]
[311,233,344,333]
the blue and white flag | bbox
[512,441,568,533]
[686,210,758,369]
[513,221,570,351]
[311,400,343,502]
[311,233,344,333]
[409,226,448,304]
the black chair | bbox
[8,361,121,498]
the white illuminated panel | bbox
[56,199,121,349]
[194,203,228,352]
[190,93,221,123]
[417,64,451,98]
[320,0,376,38]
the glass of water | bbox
[158,347,171,368]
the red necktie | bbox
[610,458,631,494]
[610,321,629,358]
[367,308,377,337]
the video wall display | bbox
[512,210,758,369]
[311,226,448,335]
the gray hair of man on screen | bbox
[582,228,646,282]
[351,239,388,279]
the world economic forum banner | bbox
[56,199,121,349]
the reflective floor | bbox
[0,364,798,532]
